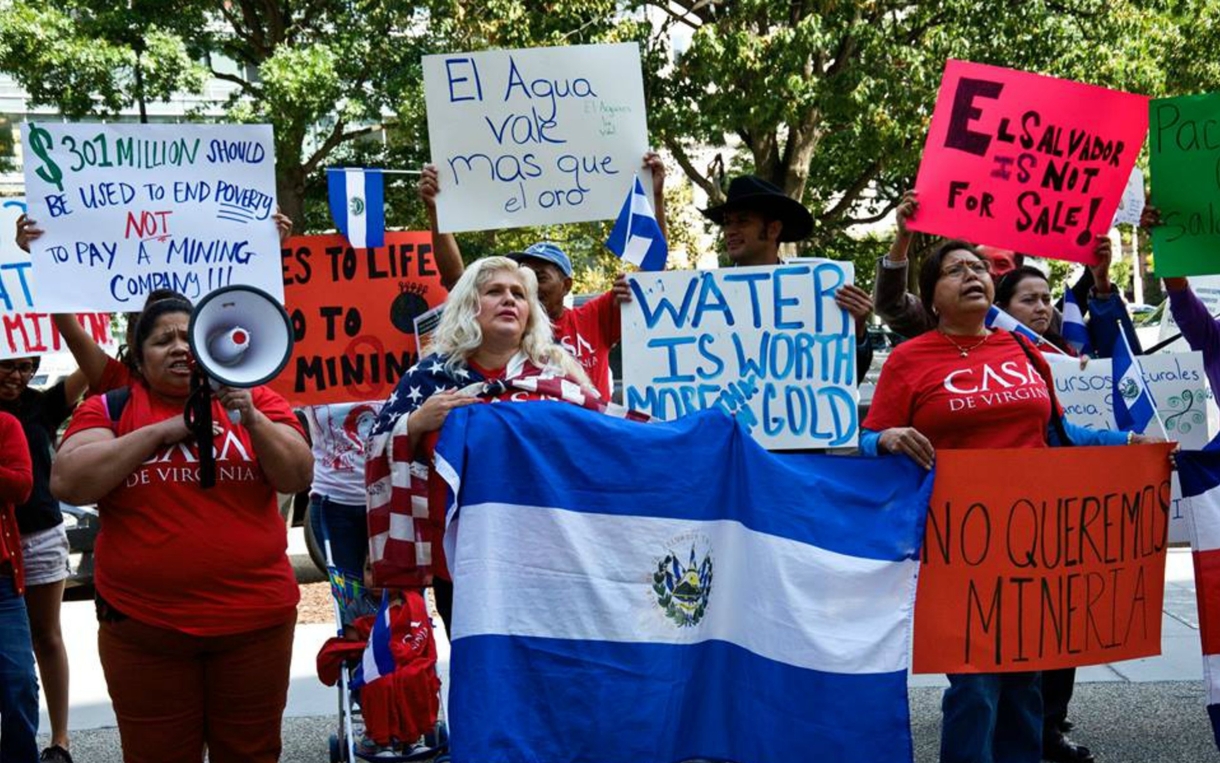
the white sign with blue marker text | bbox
[621,261,859,450]
[20,123,282,312]
[422,43,648,233]
[1052,350,1215,543]
[0,197,114,360]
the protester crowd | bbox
[0,139,1207,763]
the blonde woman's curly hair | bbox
[425,256,592,387]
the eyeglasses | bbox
[940,261,991,279]
[0,361,36,377]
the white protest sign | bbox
[1157,276,1220,353]
[21,123,282,313]
[0,197,115,360]
[622,261,858,450]
[423,43,648,233]
[1110,166,1145,227]
[1054,351,1216,542]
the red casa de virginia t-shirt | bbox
[63,383,303,636]
[554,291,620,400]
[863,330,1053,450]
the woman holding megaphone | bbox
[50,297,313,763]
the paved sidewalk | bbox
[42,542,1215,761]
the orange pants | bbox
[99,614,295,763]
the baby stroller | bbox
[315,517,450,763]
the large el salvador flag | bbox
[434,402,933,763]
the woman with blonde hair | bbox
[367,256,598,634]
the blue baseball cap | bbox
[508,242,572,278]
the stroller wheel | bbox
[328,733,344,763]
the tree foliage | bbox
[0,0,1207,294]
[646,0,1172,257]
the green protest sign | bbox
[1151,92,1220,277]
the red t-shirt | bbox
[863,330,1053,450]
[555,291,620,399]
[0,412,32,592]
[63,383,303,636]
[89,355,134,396]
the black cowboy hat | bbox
[700,175,814,242]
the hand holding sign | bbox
[908,60,1148,264]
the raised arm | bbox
[643,151,668,242]
[419,164,465,290]
[873,191,933,337]
[52,314,111,389]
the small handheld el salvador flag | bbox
[985,305,1066,354]
[1061,288,1092,355]
[350,590,394,690]
[327,168,385,249]
[1112,320,1163,436]
[605,174,668,271]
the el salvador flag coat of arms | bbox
[434,402,933,763]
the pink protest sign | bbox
[908,60,1149,264]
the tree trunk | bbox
[277,163,307,230]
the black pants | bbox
[434,577,453,640]
[1043,667,1075,731]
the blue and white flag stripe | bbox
[435,402,932,763]
[326,168,385,249]
[986,305,1066,354]
[1061,288,1092,355]
[1112,321,1163,436]
[350,590,394,690]
[448,503,915,674]
[605,174,668,271]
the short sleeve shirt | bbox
[62,383,304,636]
[554,291,620,399]
[863,330,1052,450]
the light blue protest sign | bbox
[21,122,282,312]
[1051,350,1216,543]
[0,197,115,360]
[621,261,858,450]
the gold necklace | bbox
[938,329,990,358]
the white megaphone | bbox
[186,285,294,490]
[188,285,294,420]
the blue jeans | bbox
[308,495,369,576]
[941,672,1042,763]
[0,576,38,762]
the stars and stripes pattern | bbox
[366,352,649,587]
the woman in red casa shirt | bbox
[50,298,313,763]
[860,240,1136,763]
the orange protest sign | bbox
[912,444,1174,674]
[271,232,446,407]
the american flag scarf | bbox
[365,352,646,586]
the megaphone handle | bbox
[208,378,241,425]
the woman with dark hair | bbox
[859,240,1153,763]
[51,298,313,763]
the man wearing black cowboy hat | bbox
[701,175,874,383]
